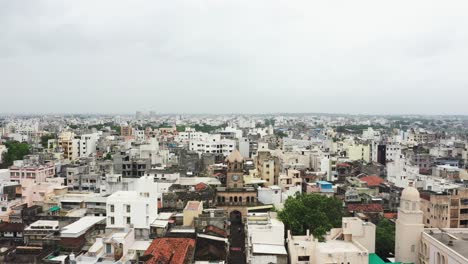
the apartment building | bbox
[106,190,158,238]
[189,134,236,156]
[256,151,281,186]
[9,161,55,183]
[58,131,80,161]
[79,133,99,157]
[420,188,468,228]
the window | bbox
[110,205,114,213]
[126,205,131,213]
[110,217,115,225]
[106,243,112,254]
[126,217,131,224]
[298,256,310,261]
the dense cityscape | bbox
[0,113,467,263]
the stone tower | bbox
[395,186,424,263]
[225,149,244,189]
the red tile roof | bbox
[347,203,383,213]
[205,225,227,238]
[195,182,208,192]
[360,175,385,187]
[337,163,351,167]
[383,212,397,220]
[144,238,195,264]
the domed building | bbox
[395,185,424,264]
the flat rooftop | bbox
[427,229,468,259]
[317,240,364,253]
[185,201,201,211]
[61,216,106,238]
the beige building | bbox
[395,186,424,264]
[120,125,133,137]
[348,143,371,163]
[58,131,79,161]
[287,217,375,264]
[183,201,203,227]
[279,169,302,192]
[420,188,468,229]
[255,151,280,186]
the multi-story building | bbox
[79,133,99,157]
[106,177,158,238]
[9,161,55,183]
[189,134,236,156]
[120,125,133,137]
[421,188,468,228]
[256,151,281,186]
[348,143,371,163]
[246,212,287,264]
[58,131,80,161]
[278,169,302,193]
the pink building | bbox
[9,162,55,183]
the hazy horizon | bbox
[1,1,468,115]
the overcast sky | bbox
[1,1,468,115]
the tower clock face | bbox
[231,175,240,182]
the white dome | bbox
[401,186,420,202]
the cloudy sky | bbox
[1,1,467,115]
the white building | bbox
[246,212,288,264]
[419,228,468,264]
[287,217,375,264]
[79,133,99,157]
[106,177,158,238]
[189,134,236,156]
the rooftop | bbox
[317,239,365,253]
[60,216,106,238]
[144,238,196,264]
[185,201,202,211]
[426,229,468,259]
[360,175,385,187]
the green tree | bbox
[375,219,395,260]
[176,125,186,132]
[40,134,56,148]
[104,153,113,160]
[278,193,343,240]
[1,141,31,168]
[275,130,288,138]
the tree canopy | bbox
[40,134,56,148]
[278,193,343,240]
[1,141,31,168]
[375,218,395,260]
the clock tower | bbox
[226,149,244,189]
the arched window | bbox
[442,255,446,264]
[239,197,243,203]
[437,252,441,264]
[229,197,233,202]
[246,197,250,203]
[222,197,225,203]
[217,196,221,203]
[234,196,238,202]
